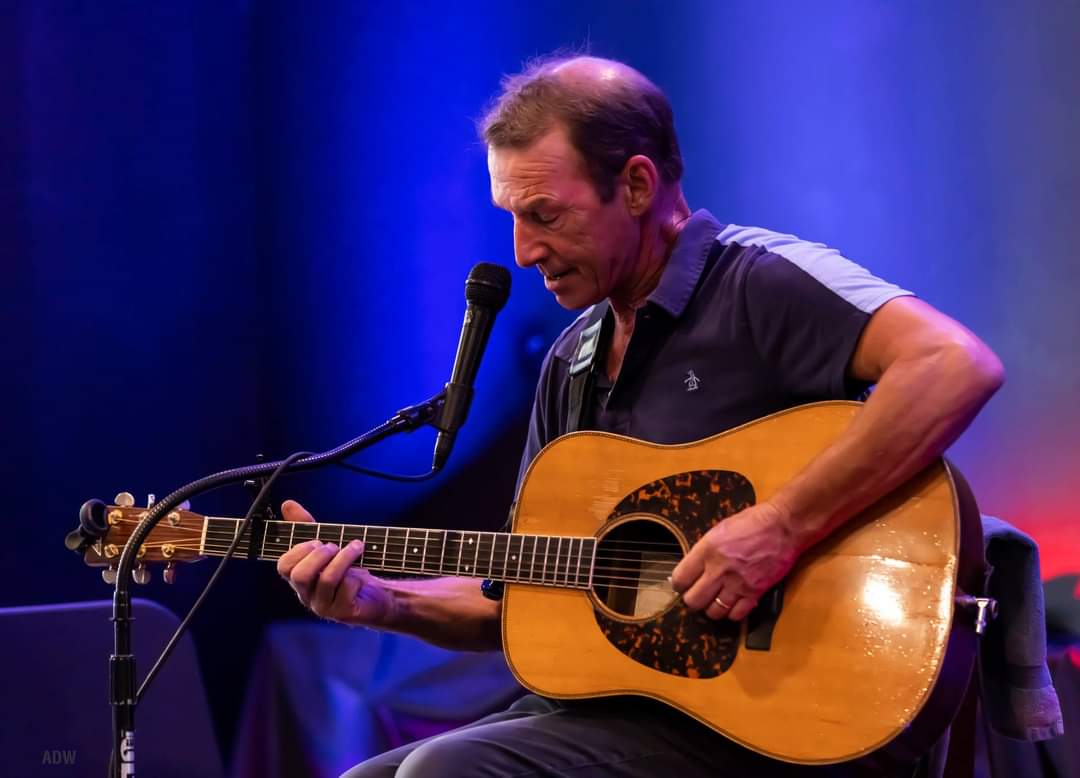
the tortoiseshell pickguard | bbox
[592,470,755,678]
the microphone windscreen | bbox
[465,262,511,310]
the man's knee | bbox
[396,734,511,778]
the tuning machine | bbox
[163,563,177,584]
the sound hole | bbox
[591,518,683,619]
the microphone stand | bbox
[107,391,451,777]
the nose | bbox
[513,217,547,269]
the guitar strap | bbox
[566,301,613,434]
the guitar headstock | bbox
[71,493,208,584]
[82,505,207,567]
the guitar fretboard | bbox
[200,518,597,590]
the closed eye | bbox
[530,210,559,226]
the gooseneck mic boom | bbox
[432,262,511,471]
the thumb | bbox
[280,499,316,523]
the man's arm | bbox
[671,296,1005,620]
[277,500,502,651]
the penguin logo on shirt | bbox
[684,369,701,392]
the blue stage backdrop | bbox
[2,0,1078,766]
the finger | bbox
[703,589,735,620]
[281,499,315,523]
[311,541,365,615]
[681,568,726,611]
[670,543,705,595]
[728,596,758,622]
[286,542,338,603]
[277,540,322,579]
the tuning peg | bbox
[178,500,191,511]
[102,567,118,585]
[163,563,177,584]
[147,493,156,507]
[132,564,151,585]
[114,492,135,507]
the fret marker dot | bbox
[412,547,418,553]
[372,545,378,550]
[465,565,470,571]
[467,538,473,545]
[511,555,517,561]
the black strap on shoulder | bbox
[566,302,612,434]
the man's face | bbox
[488,124,638,310]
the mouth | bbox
[541,268,574,281]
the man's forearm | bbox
[380,575,502,651]
[772,343,1004,553]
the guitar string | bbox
[107,516,691,553]
[117,525,686,579]
[137,531,686,566]
[129,539,682,589]
[109,515,705,552]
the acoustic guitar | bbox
[79,401,983,766]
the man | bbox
[278,56,1004,776]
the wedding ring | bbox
[713,595,731,609]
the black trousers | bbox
[341,694,928,777]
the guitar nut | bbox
[162,544,175,558]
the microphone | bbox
[432,262,512,471]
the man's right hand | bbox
[276,499,397,628]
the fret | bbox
[557,538,565,587]
[494,534,510,581]
[471,532,480,575]
[541,537,551,585]
[573,538,583,588]
[380,527,389,569]
[338,524,345,546]
[402,528,412,571]
[456,531,465,574]
[486,532,496,578]
[288,522,296,549]
[438,529,447,575]
[587,539,596,589]
[513,535,523,582]
[564,538,575,587]
[260,521,268,559]
[359,526,369,567]
[199,517,208,555]
[524,535,538,583]
[420,529,430,574]
[293,523,317,545]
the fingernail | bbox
[349,540,363,550]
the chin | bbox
[554,291,602,311]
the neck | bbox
[609,190,692,324]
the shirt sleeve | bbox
[739,237,912,399]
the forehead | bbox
[487,125,593,210]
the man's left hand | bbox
[670,502,799,621]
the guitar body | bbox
[502,401,982,765]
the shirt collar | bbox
[645,209,723,318]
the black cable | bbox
[135,450,311,703]
[332,460,438,482]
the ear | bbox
[620,154,660,216]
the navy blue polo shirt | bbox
[514,209,911,494]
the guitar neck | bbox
[200,517,597,590]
